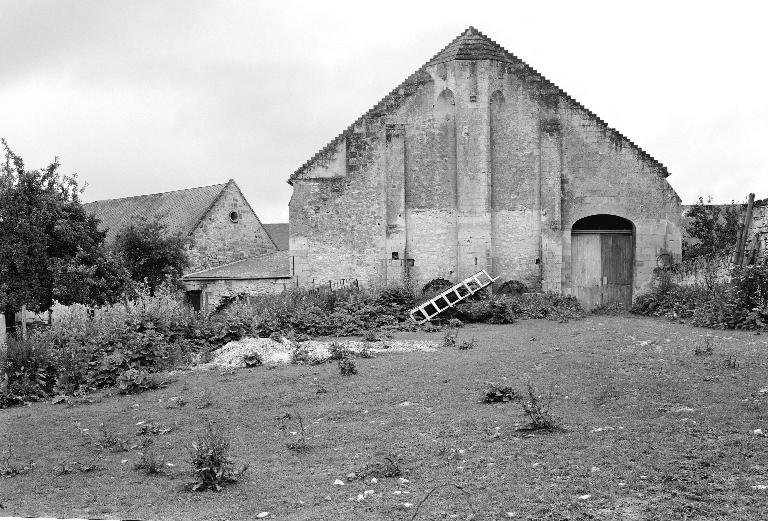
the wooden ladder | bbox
[409,270,499,324]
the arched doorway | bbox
[571,214,634,310]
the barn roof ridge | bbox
[83,181,232,241]
[289,27,670,183]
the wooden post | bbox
[0,313,6,351]
[735,193,756,266]
[20,305,27,341]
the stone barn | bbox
[288,27,682,310]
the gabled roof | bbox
[291,26,670,182]
[83,181,233,242]
[262,223,289,251]
[183,250,291,280]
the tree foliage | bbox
[113,218,189,294]
[0,140,129,312]
[682,196,742,260]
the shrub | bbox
[483,382,521,403]
[359,455,402,479]
[497,280,528,296]
[338,355,357,376]
[1,336,55,406]
[422,278,453,297]
[187,423,247,492]
[635,264,768,331]
[116,369,161,395]
[290,343,313,365]
[442,330,458,348]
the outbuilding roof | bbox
[262,223,289,251]
[182,250,291,280]
[83,181,233,242]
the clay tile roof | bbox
[262,223,289,251]
[83,182,230,242]
[428,26,509,64]
[291,27,670,182]
[182,250,291,280]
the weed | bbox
[134,450,165,475]
[55,460,102,475]
[0,436,33,477]
[723,355,740,369]
[275,412,309,452]
[338,355,357,376]
[135,422,174,436]
[362,330,378,342]
[166,395,186,408]
[186,422,247,492]
[458,337,476,350]
[694,336,714,356]
[197,389,214,409]
[482,382,521,403]
[422,322,440,333]
[447,318,464,328]
[442,330,458,348]
[358,347,374,359]
[359,455,402,479]
[98,423,128,452]
[518,383,562,432]
[316,385,328,394]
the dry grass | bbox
[1,316,767,520]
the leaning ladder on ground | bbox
[409,270,499,324]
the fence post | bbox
[0,313,6,351]
[21,305,27,341]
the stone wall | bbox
[666,254,732,287]
[187,278,290,311]
[188,181,276,271]
[289,57,682,302]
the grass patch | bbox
[2,317,767,519]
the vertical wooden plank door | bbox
[601,233,633,309]
[572,232,632,310]
[571,233,602,310]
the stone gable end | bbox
[189,182,276,271]
[288,28,682,308]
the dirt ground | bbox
[1,315,767,520]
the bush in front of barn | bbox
[633,263,768,330]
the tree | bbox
[0,140,129,316]
[682,196,742,260]
[113,218,189,294]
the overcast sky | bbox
[2,1,767,222]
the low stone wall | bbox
[666,253,732,287]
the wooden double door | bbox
[571,231,633,311]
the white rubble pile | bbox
[198,337,439,368]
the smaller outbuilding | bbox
[181,250,292,310]
[84,179,290,310]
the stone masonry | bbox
[288,28,682,304]
[187,181,276,271]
